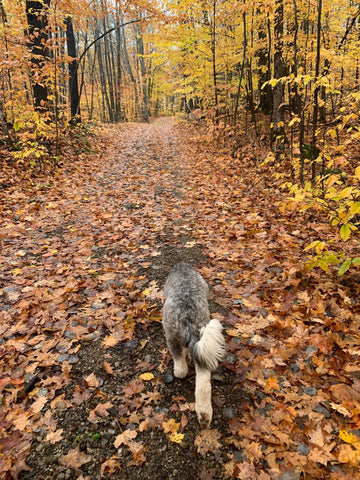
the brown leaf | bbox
[102,335,120,348]
[199,465,216,480]
[72,385,92,405]
[330,384,360,403]
[194,429,222,456]
[100,456,121,476]
[60,447,91,469]
[84,373,99,388]
[103,361,114,374]
[114,429,137,449]
[45,428,64,444]
[31,396,48,414]
[88,401,113,422]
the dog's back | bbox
[163,263,224,371]
[163,262,210,336]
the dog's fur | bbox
[163,262,226,428]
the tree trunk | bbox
[134,24,149,122]
[272,0,288,145]
[311,0,322,181]
[26,0,51,113]
[65,16,81,122]
[95,29,112,122]
[211,0,218,108]
[114,15,122,121]
[258,13,272,115]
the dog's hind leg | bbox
[166,334,188,379]
[195,363,212,428]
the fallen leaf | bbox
[169,432,184,443]
[45,429,64,444]
[114,429,137,448]
[31,396,48,414]
[88,401,113,422]
[102,335,120,348]
[60,447,91,469]
[84,373,99,388]
[100,456,121,476]
[162,418,180,435]
[194,429,222,456]
[103,361,114,374]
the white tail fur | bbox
[194,319,226,371]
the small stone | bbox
[233,299,243,305]
[313,403,331,418]
[264,369,276,379]
[233,451,247,462]
[144,354,152,363]
[37,388,48,397]
[278,471,300,480]
[68,355,79,364]
[223,406,237,419]
[297,443,310,455]
[57,353,69,363]
[256,390,266,401]
[164,373,174,383]
[289,363,300,373]
[305,345,318,355]
[64,330,75,339]
[92,301,105,310]
[125,339,138,349]
[302,386,317,396]
[226,353,236,363]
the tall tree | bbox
[26,0,51,113]
[65,16,81,122]
[272,0,288,145]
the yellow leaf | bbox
[162,418,180,435]
[340,224,351,242]
[338,187,353,200]
[242,298,254,307]
[339,429,359,445]
[288,116,300,127]
[140,372,154,381]
[350,202,360,215]
[169,432,184,443]
[265,376,279,392]
[12,268,22,276]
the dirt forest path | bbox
[1,118,360,480]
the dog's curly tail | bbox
[191,319,226,371]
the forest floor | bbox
[1,117,360,480]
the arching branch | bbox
[70,18,144,120]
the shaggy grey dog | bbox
[163,262,225,428]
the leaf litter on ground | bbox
[0,118,360,479]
